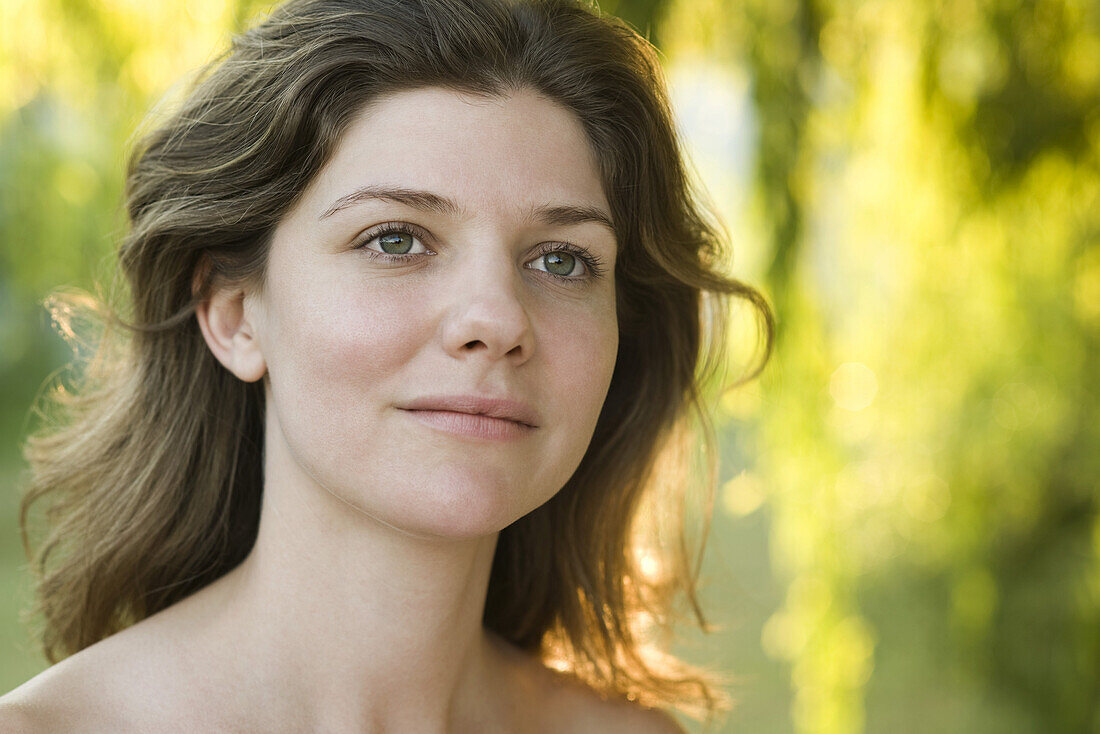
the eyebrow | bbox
[318,184,616,234]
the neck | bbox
[185,417,515,734]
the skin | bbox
[0,87,685,733]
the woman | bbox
[1,0,773,731]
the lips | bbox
[398,394,540,428]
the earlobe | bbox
[195,286,267,383]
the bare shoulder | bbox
[615,704,687,734]
[0,695,43,734]
[0,659,95,734]
[526,664,686,734]
[492,634,688,734]
[567,692,687,734]
[0,628,178,734]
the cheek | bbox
[535,297,619,455]
[323,284,425,382]
[278,275,422,371]
[265,277,425,450]
[549,313,617,408]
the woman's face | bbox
[245,86,619,539]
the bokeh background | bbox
[2,0,1098,732]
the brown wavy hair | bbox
[17,0,773,725]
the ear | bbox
[194,276,267,384]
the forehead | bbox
[297,86,610,221]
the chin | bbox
[366,471,553,542]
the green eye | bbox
[378,232,415,254]
[542,251,576,277]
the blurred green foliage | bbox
[2,0,1097,732]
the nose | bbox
[440,249,534,365]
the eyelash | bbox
[352,222,608,284]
